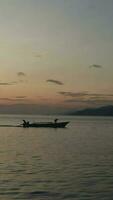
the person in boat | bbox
[54,118,58,124]
[23,120,29,127]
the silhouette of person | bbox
[54,118,58,123]
[23,120,29,127]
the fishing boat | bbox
[22,119,69,128]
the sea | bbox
[0,114,113,200]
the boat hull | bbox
[23,122,69,128]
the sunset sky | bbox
[0,0,113,114]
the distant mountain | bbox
[68,105,113,116]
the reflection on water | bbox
[0,115,113,199]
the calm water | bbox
[0,115,113,200]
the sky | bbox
[0,0,113,114]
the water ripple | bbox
[0,116,113,199]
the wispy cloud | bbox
[64,98,113,106]
[0,81,17,86]
[0,98,13,101]
[47,79,64,85]
[59,91,113,99]
[58,91,88,97]
[59,91,113,106]
[0,96,28,102]
[17,72,26,77]
[34,50,48,59]
[89,64,103,69]
[34,54,42,58]
[0,98,18,102]
[16,96,27,99]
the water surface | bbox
[0,115,113,199]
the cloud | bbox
[0,96,28,102]
[58,91,88,97]
[59,91,113,107]
[0,81,17,86]
[0,98,12,101]
[17,72,26,77]
[34,54,42,58]
[64,98,113,106]
[58,91,113,107]
[34,51,48,59]
[16,96,27,99]
[59,91,113,99]
[47,79,64,85]
[0,92,113,114]
[89,64,103,69]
